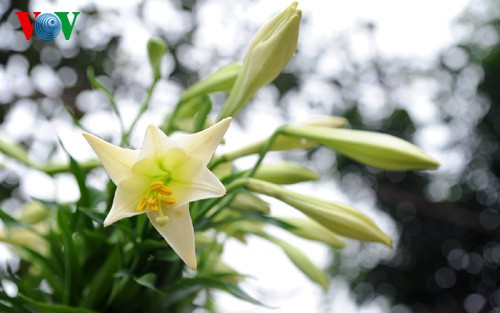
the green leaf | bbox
[180,62,242,103]
[19,294,99,313]
[193,95,212,132]
[134,273,160,292]
[56,138,90,208]
[162,277,264,308]
[81,247,120,308]
[56,208,80,304]
[0,209,22,226]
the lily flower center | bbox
[136,180,177,226]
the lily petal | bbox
[147,204,197,269]
[169,157,226,206]
[139,125,180,160]
[104,176,149,226]
[83,133,139,184]
[173,117,232,165]
[132,148,186,177]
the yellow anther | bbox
[149,180,173,196]
[161,197,177,205]
[147,197,158,211]
[136,197,147,212]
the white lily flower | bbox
[83,118,232,269]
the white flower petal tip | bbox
[174,117,232,165]
[82,132,139,184]
[148,206,197,269]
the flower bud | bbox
[282,126,440,170]
[264,235,329,290]
[247,179,392,246]
[279,217,345,248]
[229,191,271,214]
[147,38,168,80]
[221,115,347,161]
[219,2,301,119]
[252,161,319,184]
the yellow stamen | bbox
[147,197,158,211]
[149,180,173,196]
[161,197,177,205]
[136,196,147,212]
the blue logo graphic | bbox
[34,13,61,40]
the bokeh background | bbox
[1,0,500,312]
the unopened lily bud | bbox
[297,116,348,128]
[279,217,346,248]
[219,2,301,119]
[247,179,392,247]
[220,116,347,161]
[220,215,265,244]
[252,162,319,184]
[147,38,168,80]
[19,201,49,224]
[213,260,245,284]
[229,191,271,214]
[0,202,51,256]
[264,235,329,290]
[282,126,440,171]
[181,62,242,103]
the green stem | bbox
[193,178,249,229]
[209,128,283,172]
[246,129,282,177]
[123,78,160,145]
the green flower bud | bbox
[219,2,301,119]
[282,126,440,170]
[220,116,347,161]
[147,37,168,80]
[19,201,49,224]
[181,62,242,103]
[264,235,329,290]
[0,202,51,256]
[252,161,319,184]
[229,191,271,214]
[279,217,346,248]
[247,179,392,247]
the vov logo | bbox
[16,12,80,41]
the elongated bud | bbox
[263,234,329,290]
[247,179,392,247]
[181,62,242,103]
[219,2,301,119]
[221,115,347,161]
[279,217,346,248]
[147,38,168,80]
[0,202,51,256]
[19,201,49,224]
[252,162,319,184]
[282,126,440,170]
[229,191,271,214]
